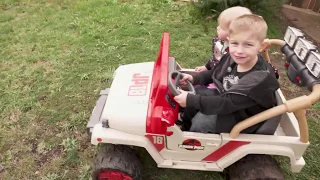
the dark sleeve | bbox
[205,60,212,70]
[186,93,256,115]
[267,62,279,79]
[205,36,219,70]
[192,69,214,85]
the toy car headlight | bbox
[305,51,320,78]
[284,26,304,48]
[294,38,317,62]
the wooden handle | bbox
[294,109,309,143]
[309,84,320,104]
[261,39,286,63]
[284,95,311,112]
[267,39,286,47]
[262,49,271,63]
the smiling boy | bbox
[174,14,280,133]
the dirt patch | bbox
[29,138,63,167]
[34,60,54,73]
[271,53,309,99]
[8,111,20,123]
[30,139,39,154]
[79,141,90,152]
[35,146,63,167]
[281,4,320,49]
[0,164,4,173]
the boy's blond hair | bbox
[229,14,268,42]
[218,6,252,29]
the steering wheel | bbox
[168,71,196,96]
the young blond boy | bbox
[175,14,279,133]
[195,6,252,72]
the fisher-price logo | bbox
[178,139,204,151]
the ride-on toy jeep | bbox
[87,26,320,180]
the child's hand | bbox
[195,66,207,72]
[174,90,188,107]
[179,73,193,85]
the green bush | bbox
[190,0,281,19]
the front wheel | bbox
[226,154,285,180]
[92,144,142,180]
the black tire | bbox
[92,144,142,180]
[226,154,285,180]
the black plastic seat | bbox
[254,115,282,135]
[187,112,281,135]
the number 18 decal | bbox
[145,134,165,152]
[153,136,163,144]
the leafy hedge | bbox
[190,0,286,19]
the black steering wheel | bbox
[168,71,196,96]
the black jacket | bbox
[186,53,280,133]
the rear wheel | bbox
[226,154,285,180]
[92,144,142,180]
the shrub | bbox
[190,0,279,19]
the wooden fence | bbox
[287,0,320,13]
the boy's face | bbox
[228,31,262,66]
[217,25,228,41]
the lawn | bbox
[0,0,319,179]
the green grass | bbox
[0,0,319,179]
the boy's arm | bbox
[192,69,213,85]
[204,36,219,70]
[186,93,256,115]
[205,59,212,70]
